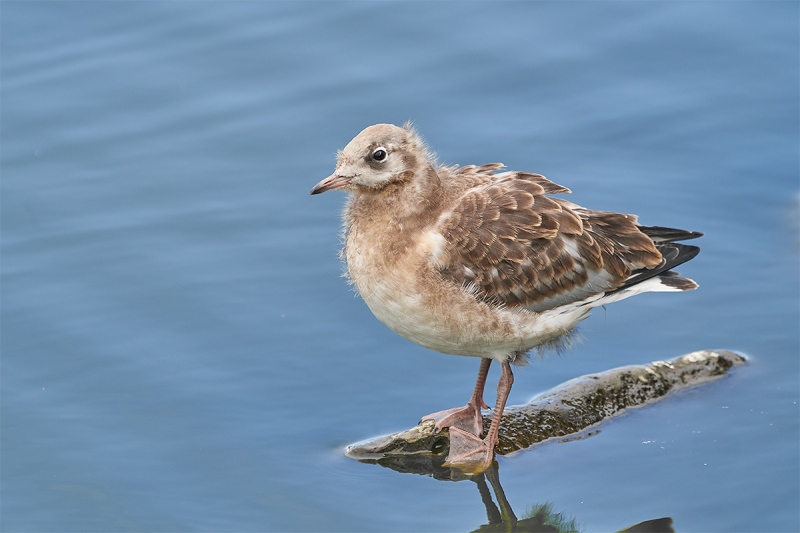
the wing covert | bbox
[432,170,663,310]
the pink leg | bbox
[420,358,491,437]
[445,360,514,475]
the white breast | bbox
[344,228,592,361]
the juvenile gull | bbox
[311,123,701,474]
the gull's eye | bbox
[371,147,387,162]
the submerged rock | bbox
[345,349,745,464]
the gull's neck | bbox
[346,163,444,235]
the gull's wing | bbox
[431,168,697,311]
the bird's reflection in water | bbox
[356,455,674,533]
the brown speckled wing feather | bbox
[434,169,664,311]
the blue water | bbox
[2,2,798,531]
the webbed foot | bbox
[443,426,496,475]
[420,402,486,436]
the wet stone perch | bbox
[346,350,745,464]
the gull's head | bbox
[311,123,433,195]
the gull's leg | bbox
[444,360,514,475]
[420,358,491,437]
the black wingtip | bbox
[638,225,703,243]
[612,242,701,294]
[667,243,701,266]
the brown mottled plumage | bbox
[311,123,701,474]
[433,167,670,310]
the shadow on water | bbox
[351,419,674,532]
[360,457,673,533]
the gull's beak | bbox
[310,174,351,195]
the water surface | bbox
[2,2,798,531]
